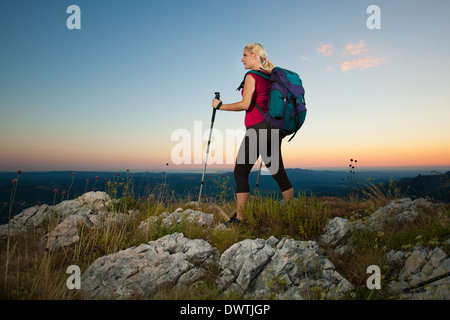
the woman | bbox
[212,43,294,224]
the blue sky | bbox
[1,0,449,172]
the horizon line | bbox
[1,165,449,174]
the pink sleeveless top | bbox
[242,71,271,128]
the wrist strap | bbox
[216,101,222,110]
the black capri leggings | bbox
[234,120,292,193]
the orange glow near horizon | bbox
[1,132,449,172]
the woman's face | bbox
[241,48,258,70]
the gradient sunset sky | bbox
[1,0,449,172]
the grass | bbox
[243,192,330,240]
[0,170,448,300]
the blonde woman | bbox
[212,43,294,224]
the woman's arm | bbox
[212,74,256,111]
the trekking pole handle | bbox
[212,92,220,123]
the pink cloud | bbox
[341,40,369,56]
[317,44,336,56]
[340,57,387,71]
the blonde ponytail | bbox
[245,43,276,74]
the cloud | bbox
[340,57,387,71]
[301,56,313,61]
[316,40,387,72]
[341,40,369,56]
[317,44,336,56]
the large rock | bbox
[361,198,436,230]
[319,217,351,246]
[138,208,214,230]
[0,204,51,236]
[217,236,354,299]
[320,198,439,255]
[387,246,450,299]
[41,215,84,249]
[217,238,275,296]
[0,192,113,237]
[81,233,219,299]
[0,192,140,249]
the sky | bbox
[0,0,449,173]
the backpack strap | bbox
[236,70,270,91]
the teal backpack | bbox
[238,67,307,141]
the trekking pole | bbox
[197,92,220,210]
[254,160,263,195]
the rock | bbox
[217,238,275,295]
[138,208,214,230]
[81,233,219,299]
[0,192,114,237]
[0,192,141,250]
[185,201,199,209]
[265,235,280,247]
[363,198,435,230]
[319,217,351,245]
[386,250,405,265]
[41,215,84,249]
[387,246,450,299]
[217,236,354,299]
[0,204,50,236]
[402,248,428,278]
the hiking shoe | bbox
[225,213,243,226]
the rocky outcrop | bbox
[387,246,449,299]
[319,198,438,248]
[1,192,112,236]
[0,192,140,249]
[361,198,438,230]
[319,197,449,299]
[81,233,219,299]
[319,217,351,246]
[217,236,354,299]
[2,193,448,300]
[138,208,214,230]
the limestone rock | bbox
[363,198,436,230]
[0,204,50,236]
[0,191,114,237]
[138,208,214,230]
[81,233,219,299]
[217,236,354,299]
[387,246,450,299]
[41,215,84,249]
[319,217,351,245]
[0,192,140,250]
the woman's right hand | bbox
[212,99,222,109]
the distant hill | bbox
[396,171,449,202]
[0,169,448,224]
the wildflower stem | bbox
[67,172,75,200]
[5,172,21,284]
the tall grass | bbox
[243,192,329,240]
[360,177,404,205]
[4,170,22,286]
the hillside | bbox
[0,190,448,301]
